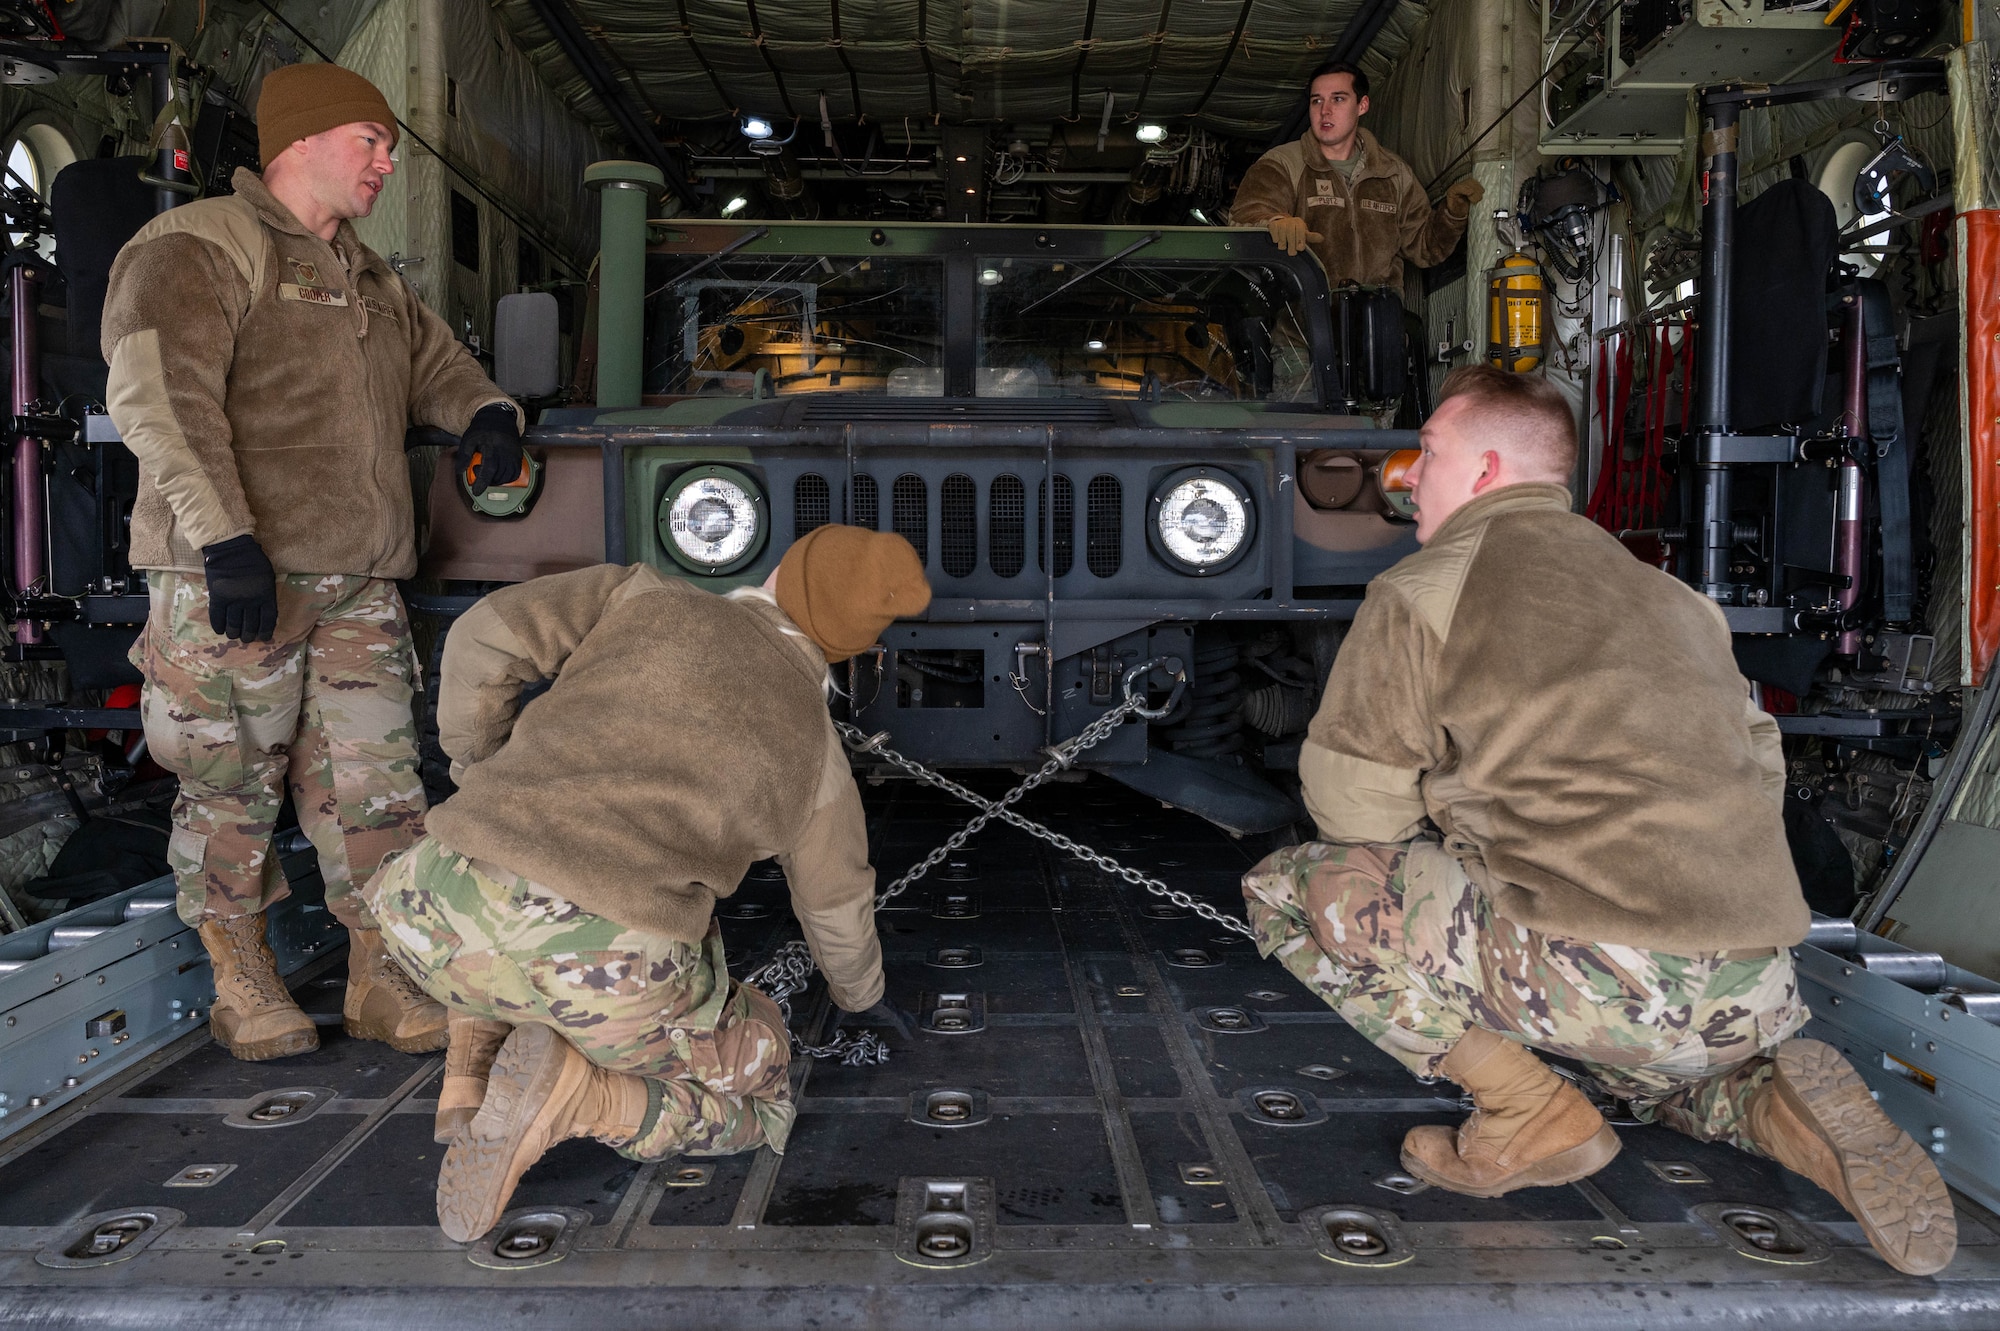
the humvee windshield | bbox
[639,247,1315,402]
[643,253,946,396]
[976,257,1316,402]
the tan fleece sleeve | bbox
[1300,742,1429,844]
[1301,583,1446,844]
[1744,693,1787,806]
[436,563,643,775]
[1397,173,1470,272]
[1228,155,1301,227]
[401,277,520,435]
[101,232,255,549]
[778,729,883,1012]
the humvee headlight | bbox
[658,465,767,575]
[1149,468,1254,574]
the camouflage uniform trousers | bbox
[133,571,427,931]
[1242,837,1809,1150]
[366,834,795,1162]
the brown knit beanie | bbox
[257,64,399,168]
[775,526,932,663]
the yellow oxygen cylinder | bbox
[1487,252,1545,372]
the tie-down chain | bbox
[743,657,1262,1064]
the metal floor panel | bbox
[4,777,2000,1329]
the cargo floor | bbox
[4,779,1999,1329]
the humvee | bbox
[420,212,1423,832]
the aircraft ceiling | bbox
[485,0,1434,143]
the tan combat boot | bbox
[1744,1038,1956,1276]
[197,913,320,1062]
[342,927,450,1054]
[1401,1026,1621,1196]
[435,1013,513,1143]
[435,1023,649,1242]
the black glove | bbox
[855,998,918,1042]
[200,534,279,643]
[455,402,524,495]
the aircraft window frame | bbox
[1817,139,1894,279]
[3,121,74,258]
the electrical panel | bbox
[1541,0,1842,154]
[190,91,262,197]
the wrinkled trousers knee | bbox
[366,835,795,1161]
[1242,837,1808,1149]
[134,571,427,931]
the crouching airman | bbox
[1243,366,1955,1277]
[360,525,929,1242]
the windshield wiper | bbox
[649,226,770,296]
[1019,231,1162,314]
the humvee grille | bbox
[853,473,880,530]
[1039,476,1074,577]
[941,474,978,577]
[893,473,928,566]
[1086,475,1122,578]
[989,474,1026,578]
[794,473,831,538]
[789,470,1150,584]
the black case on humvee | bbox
[1327,286,1406,407]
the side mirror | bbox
[494,291,560,398]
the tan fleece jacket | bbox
[1229,129,1469,289]
[1301,483,1808,955]
[101,167,516,578]
[428,564,884,1011]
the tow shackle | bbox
[1122,655,1188,721]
